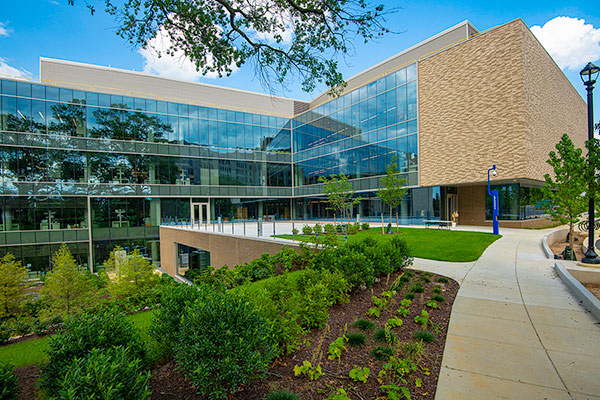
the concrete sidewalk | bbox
[413,228,600,400]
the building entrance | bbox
[191,202,210,228]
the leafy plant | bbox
[361,222,370,230]
[413,330,436,343]
[371,345,394,361]
[55,346,151,400]
[426,300,438,309]
[327,334,348,360]
[352,319,375,331]
[313,223,323,235]
[378,357,417,400]
[414,310,429,327]
[265,389,300,400]
[380,383,412,400]
[174,288,275,399]
[39,310,146,395]
[401,341,426,362]
[302,225,313,235]
[431,294,446,303]
[367,307,380,318]
[386,316,403,329]
[399,299,412,307]
[374,328,396,344]
[293,361,323,381]
[346,332,366,347]
[0,363,19,400]
[324,388,351,400]
[396,307,410,318]
[349,366,370,383]
[291,228,299,235]
[324,224,336,234]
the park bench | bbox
[424,220,452,229]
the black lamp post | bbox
[581,62,600,264]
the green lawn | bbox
[276,227,500,262]
[0,309,155,369]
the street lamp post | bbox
[581,62,600,264]
[487,165,499,235]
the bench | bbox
[424,220,453,229]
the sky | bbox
[1,0,600,121]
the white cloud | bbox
[0,58,32,78]
[139,23,238,81]
[531,16,600,71]
[0,22,10,37]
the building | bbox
[0,18,586,272]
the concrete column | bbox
[150,198,161,226]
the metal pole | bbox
[273,221,276,236]
[243,220,246,236]
[583,79,600,263]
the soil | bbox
[11,271,459,400]
[149,270,459,400]
[550,232,586,261]
[583,283,600,302]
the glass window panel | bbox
[31,84,45,99]
[157,100,167,114]
[208,120,218,147]
[122,96,134,109]
[376,77,385,95]
[1,80,17,96]
[198,106,208,119]
[407,119,417,134]
[178,103,188,117]
[46,86,59,101]
[198,119,208,146]
[73,90,86,104]
[134,97,145,111]
[406,63,417,82]
[396,85,407,122]
[60,88,74,103]
[395,67,407,86]
[179,117,188,144]
[208,107,217,120]
[110,95,123,107]
[188,118,198,145]
[86,92,98,106]
[167,102,178,115]
[386,89,397,126]
[167,115,179,143]
[189,105,199,118]
[217,121,227,147]
[17,82,31,97]
[407,81,417,120]
[98,94,110,107]
[32,99,46,133]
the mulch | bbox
[11,270,458,400]
[149,270,459,400]
[549,232,586,261]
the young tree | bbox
[74,0,395,94]
[319,173,361,234]
[377,155,407,233]
[43,244,95,316]
[0,253,27,318]
[104,247,158,296]
[541,134,587,259]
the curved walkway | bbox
[412,227,600,400]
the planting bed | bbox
[149,270,458,400]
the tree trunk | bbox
[381,213,384,234]
[396,211,399,233]
[569,222,575,261]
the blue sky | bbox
[1,0,599,118]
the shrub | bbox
[174,288,276,400]
[352,319,375,331]
[39,310,146,394]
[324,224,336,234]
[374,328,396,344]
[0,322,12,345]
[150,283,203,359]
[431,294,446,302]
[371,345,394,361]
[347,223,359,235]
[0,363,19,400]
[413,330,436,342]
[55,346,151,400]
[346,332,367,347]
[361,222,370,230]
[265,389,300,400]
[336,224,345,233]
[299,282,330,329]
[291,228,299,235]
[313,223,323,234]
[302,225,313,235]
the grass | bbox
[371,345,394,361]
[346,332,367,347]
[413,330,436,342]
[352,318,375,331]
[275,227,500,262]
[0,310,155,369]
[374,328,396,344]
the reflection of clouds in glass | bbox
[0,57,32,78]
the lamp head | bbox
[581,62,600,86]
[491,169,497,177]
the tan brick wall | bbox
[521,24,587,180]
[159,227,304,277]
[418,19,586,187]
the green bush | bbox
[54,346,150,400]
[352,318,375,331]
[150,283,203,359]
[371,345,394,361]
[313,223,323,234]
[324,224,336,234]
[174,288,276,400]
[346,332,366,347]
[0,363,19,400]
[361,222,370,230]
[302,225,313,235]
[347,223,360,235]
[374,328,396,344]
[413,330,436,342]
[431,294,446,302]
[39,310,146,394]
[0,322,13,345]
[265,389,300,400]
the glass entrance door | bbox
[191,202,210,227]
